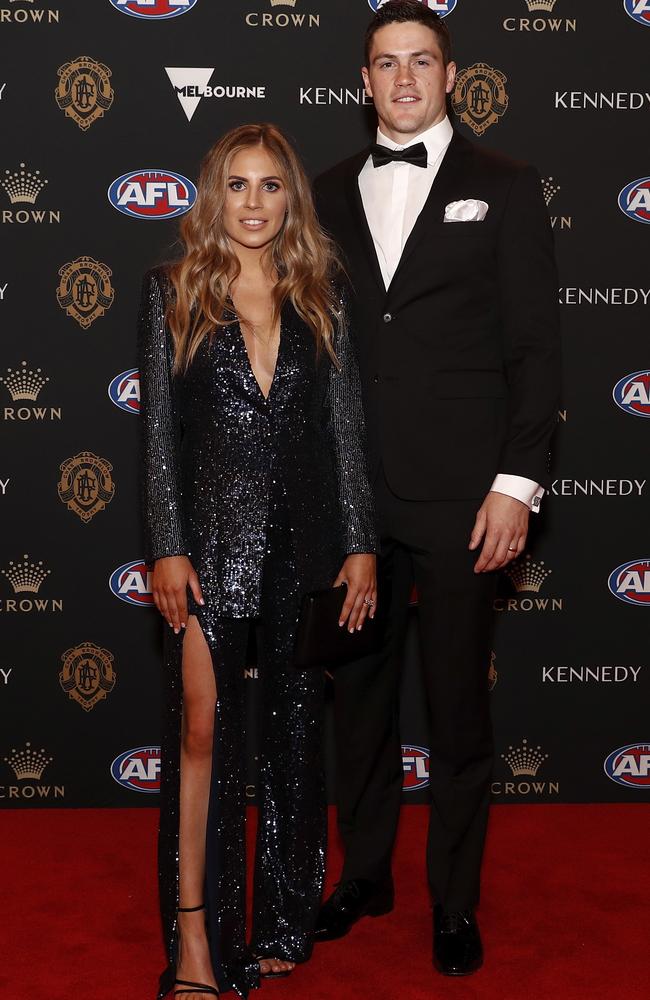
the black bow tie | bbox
[371,142,428,169]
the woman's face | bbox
[222,145,288,253]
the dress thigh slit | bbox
[158,610,260,998]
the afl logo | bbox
[608,559,650,606]
[623,1,650,27]
[618,177,650,224]
[109,559,155,607]
[108,169,196,220]
[402,745,430,791]
[108,368,140,414]
[111,746,161,793]
[367,0,456,12]
[604,743,650,788]
[109,0,200,19]
[613,371,650,419]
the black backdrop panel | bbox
[1,0,648,808]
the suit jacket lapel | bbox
[388,131,472,293]
[343,151,385,293]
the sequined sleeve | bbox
[138,268,187,564]
[327,291,378,555]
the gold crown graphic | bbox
[0,361,49,401]
[504,554,552,593]
[1,555,51,594]
[541,177,561,207]
[501,738,549,777]
[0,163,48,205]
[270,0,296,6]
[524,0,558,10]
[4,742,53,780]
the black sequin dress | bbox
[138,267,376,998]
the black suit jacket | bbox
[314,131,561,501]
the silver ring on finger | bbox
[507,545,517,552]
[363,597,375,607]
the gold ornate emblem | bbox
[452,62,509,136]
[56,257,114,329]
[55,56,114,131]
[59,641,116,711]
[57,451,115,522]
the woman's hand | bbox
[152,555,204,634]
[333,553,377,633]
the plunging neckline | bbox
[230,305,282,403]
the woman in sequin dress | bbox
[138,124,377,999]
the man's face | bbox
[362,22,456,143]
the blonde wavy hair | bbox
[167,123,343,373]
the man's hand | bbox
[333,553,377,633]
[469,492,530,573]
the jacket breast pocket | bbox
[430,221,494,239]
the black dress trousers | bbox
[333,468,496,911]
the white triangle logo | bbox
[165,67,215,122]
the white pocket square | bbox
[444,199,489,222]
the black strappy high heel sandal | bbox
[174,904,219,998]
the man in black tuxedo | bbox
[313,1,560,976]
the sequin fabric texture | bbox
[138,267,377,997]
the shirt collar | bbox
[376,115,453,165]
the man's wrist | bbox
[490,474,544,512]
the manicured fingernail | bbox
[199,599,205,605]
[339,620,344,627]
[181,623,186,629]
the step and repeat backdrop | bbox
[1,0,648,809]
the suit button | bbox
[373,375,379,383]
[383,312,392,323]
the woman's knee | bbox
[182,707,215,758]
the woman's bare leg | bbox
[177,615,293,986]
[176,616,219,994]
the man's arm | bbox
[471,165,561,571]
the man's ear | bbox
[362,67,373,99]
[445,61,457,95]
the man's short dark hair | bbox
[364,1,453,68]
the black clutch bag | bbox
[293,583,383,670]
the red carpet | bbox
[2,804,647,1000]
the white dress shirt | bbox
[358,116,544,513]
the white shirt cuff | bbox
[490,474,544,513]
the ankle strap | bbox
[177,903,206,913]
[174,980,218,997]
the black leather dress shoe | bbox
[313,878,394,942]
[433,904,483,976]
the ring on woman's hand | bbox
[507,546,517,552]
[363,597,375,607]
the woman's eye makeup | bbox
[227,179,283,193]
